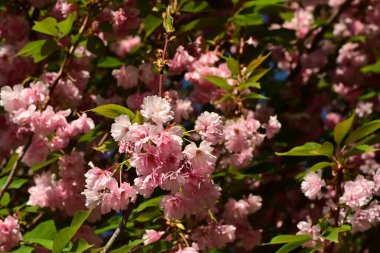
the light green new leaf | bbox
[0,177,28,189]
[134,196,162,213]
[242,92,269,100]
[32,17,59,36]
[163,6,175,33]
[109,239,144,253]
[276,142,334,158]
[244,53,271,75]
[227,57,240,76]
[23,220,57,250]
[334,113,355,146]
[237,79,261,92]
[296,162,333,181]
[57,12,77,37]
[275,239,311,253]
[203,75,232,91]
[17,39,59,62]
[323,224,351,243]
[266,234,312,245]
[0,192,10,207]
[10,245,35,253]
[345,119,380,145]
[361,59,380,74]
[70,238,94,252]
[87,104,135,119]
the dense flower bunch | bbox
[0,0,379,253]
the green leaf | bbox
[181,1,210,12]
[0,192,10,207]
[24,220,57,250]
[237,79,261,92]
[133,209,161,222]
[143,14,162,38]
[1,153,19,175]
[32,17,59,36]
[52,210,92,253]
[31,152,61,172]
[323,225,351,243]
[97,57,123,68]
[360,59,380,74]
[10,245,35,253]
[249,68,270,82]
[345,119,380,145]
[267,234,312,245]
[87,104,135,119]
[17,39,59,62]
[203,75,232,91]
[109,239,144,253]
[230,13,263,27]
[93,139,118,152]
[70,238,94,252]
[244,53,271,76]
[77,123,105,146]
[86,35,106,56]
[276,142,334,158]
[242,92,269,100]
[334,113,355,146]
[134,196,162,213]
[275,239,311,253]
[132,111,144,124]
[95,216,122,235]
[163,6,175,33]
[296,162,333,181]
[57,12,77,37]
[0,177,28,189]
[226,57,240,76]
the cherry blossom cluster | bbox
[0,82,94,166]
[0,216,22,252]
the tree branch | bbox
[100,202,136,253]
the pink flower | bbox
[325,112,342,128]
[110,36,141,58]
[0,216,22,252]
[339,175,375,208]
[0,85,28,112]
[194,112,223,144]
[349,202,380,232]
[58,152,85,179]
[142,229,165,245]
[138,63,154,85]
[175,246,199,253]
[111,115,131,142]
[184,141,216,173]
[246,194,263,213]
[27,172,57,208]
[140,96,173,125]
[283,8,314,39]
[160,193,189,219]
[191,223,236,250]
[301,172,326,200]
[84,162,113,191]
[264,116,281,139]
[22,136,49,166]
[112,65,138,89]
[173,99,193,123]
[296,216,322,248]
[168,46,194,75]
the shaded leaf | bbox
[97,57,123,68]
[143,14,162,38]
[109,239,144,253]
[57,12,77,37]
[296,162,333,181]
[227,57,240,76]
[345,119,380,145]
[334,113,355,146]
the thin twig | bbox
[101,202,136,253]
[158,33,171,97]
[44,14,90,108]
[0,136,32,200]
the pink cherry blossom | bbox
[111,115,131,142]
[140,96,174,125]
[0,216,22,252]
[301,172,326,200]
[142,229,165,245]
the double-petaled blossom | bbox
[0,216,22,252]
[141,96,174,125]
[301,172,326,200]
[296,217,322,248]
[339,175,375,208]
[82,162,136,214]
